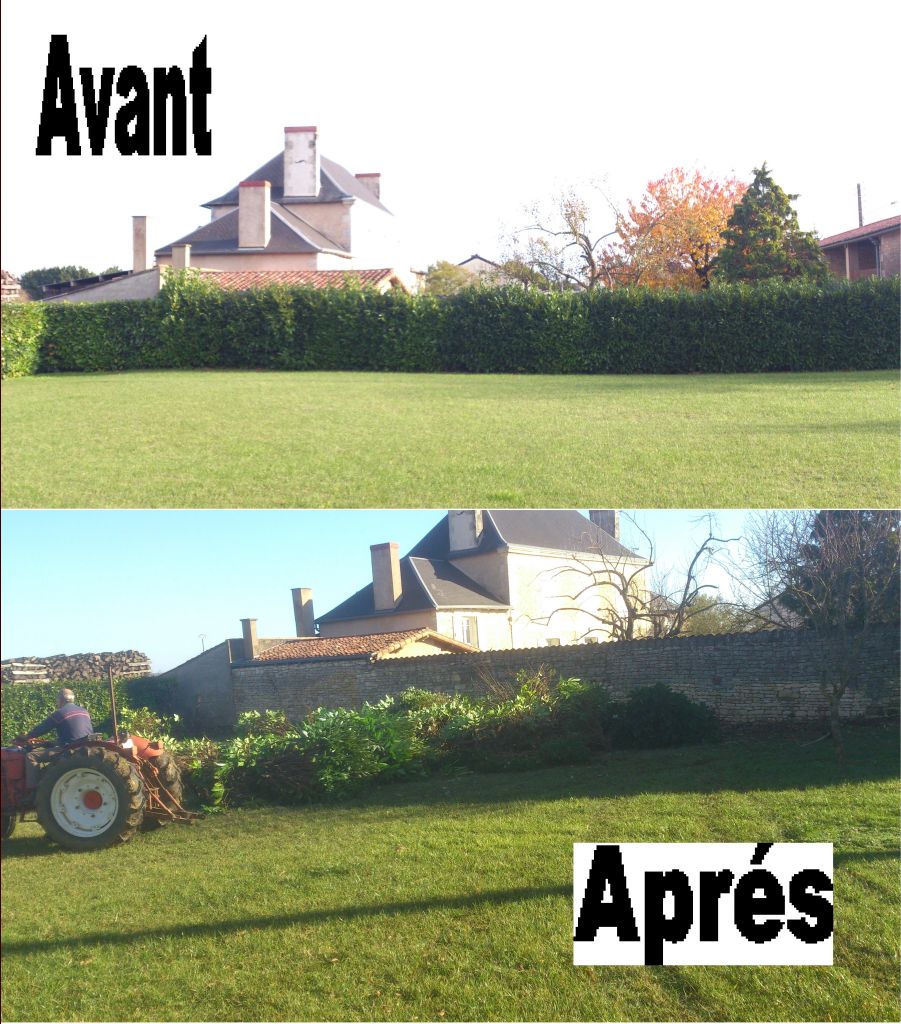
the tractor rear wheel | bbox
[141,750,184,829]
[1,814,15,839]
[36,747,145,851]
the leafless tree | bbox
[736,509,900,765]
[503,189,620,291]
[533,514,742,642]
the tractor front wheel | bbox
[36,747,146,851]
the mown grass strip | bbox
[2,370,898,507]
[2,725,898,1022]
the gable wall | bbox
[504,549,649,647]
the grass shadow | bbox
[344,725,900,815]
[0,882,571,956]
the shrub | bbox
[168,736,222,804]
[234,709,296,738]
[3,275,896,378]
[552,677,614,750]
[0,676,152,743]
[539,734,593,766]
[117,705,180,741]
[609,684,718,749]
[1,303,46,378]
[215,700,425,805]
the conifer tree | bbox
[714,164,828,283]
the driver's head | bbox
[56,688,75,708]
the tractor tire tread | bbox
[35,745,145,851]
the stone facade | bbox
[222,626,900,730]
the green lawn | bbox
[2,725,898,1022]
[2,370,897,507]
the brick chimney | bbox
[283,126,319,198]
[171,243,191,269]
[449,510,483,553]
[355,172,381,200]
[240,618,259,659]
[133,216,148,272]
[589,509,620,540]
[371,542,402,611]
[238,180,271,249]
[292,587,315,637]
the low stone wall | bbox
[230,626,899,728]
[1,651,151,686]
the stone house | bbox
[155,509,648,730]
[819,215,900,281]
[42,125,411,303]
[314,509,647,650]
[154,125,407,280]
[1,270,30,303]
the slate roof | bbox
[318,557,508,625]
[318,510,639,626]
[409,510,638,561]
[819,215,901,248]
[250,628,476,662]
[202,154,391,214]
[155,205,349,258]
[197,268,403,291]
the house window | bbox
[457,616,479,648]
[856,241,877,271]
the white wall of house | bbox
[346,199,403,270]
[318,609,436,638]
[503,547,647,647]
[434,608,512,650]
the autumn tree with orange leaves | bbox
[601,169,747,290]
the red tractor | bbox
[1,732,196,850]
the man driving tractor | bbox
[17,689,95,786]
[21,688,95,745]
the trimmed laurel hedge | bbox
[1,303,46,378]
[0,676,172,743]
[2,275,897,378]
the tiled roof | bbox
[199,268,402,291]
[251,628,474,662]
[819,216,901,248]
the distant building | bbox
[819,215,900,281]
[155,126,408,282]
[43,125,413,303]
[1,270,28,303]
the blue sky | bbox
[1,509,749,673]
[2,0,898,276]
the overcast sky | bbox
[2,0,898,277]
[1,509,748,673]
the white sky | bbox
[2,0,899,277]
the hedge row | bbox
[0,676,174,743]
[1,302,46,378]
[2,274,898,378]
